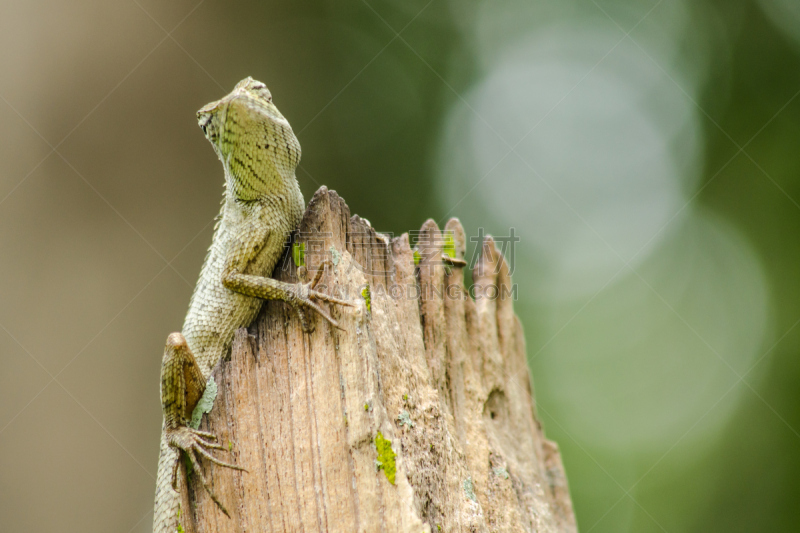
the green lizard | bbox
[153,77,350,533]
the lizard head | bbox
[197,77,301,200]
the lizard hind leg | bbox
[161,333,245,517]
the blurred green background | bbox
[1,0,799,531]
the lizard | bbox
[153,77,351,533]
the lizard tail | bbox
[153,428,182,533]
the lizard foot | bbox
[292,259,353,332]
[168,425,246,517]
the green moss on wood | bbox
[463,476,477,501]
[292,242,305,267]
[443,232,457,259]
[397,410,415,428]
[375,432,397,485]
[493,466,509,479]
[329,245,341,267]
[362,284,371,313]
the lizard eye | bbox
[198,117,218,142]
[198,114,213,137]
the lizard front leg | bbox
[161,332,244,517]
[223,261,351,331]
[221,222,353,332]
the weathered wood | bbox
[179,187,577,533]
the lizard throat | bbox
[223,158,292,201]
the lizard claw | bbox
[292,259,353,332]
[293,293,344,332]
[441,253,467,267]
[167,425,245,517]
[307,260,354,307]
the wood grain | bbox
[179,187,577,533]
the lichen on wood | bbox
[177,187,577,533]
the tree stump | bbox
[177,187,577,533]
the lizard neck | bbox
[222,154,301,203]
[223,169,303,209]
[223,163,274,201]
